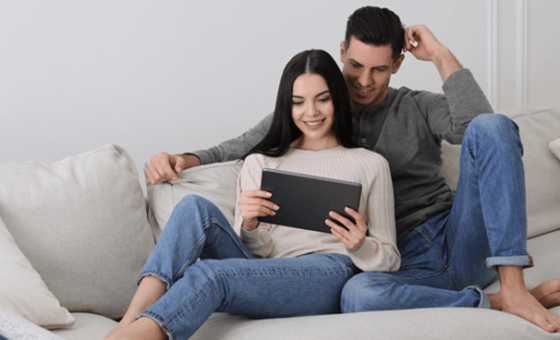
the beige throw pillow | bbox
[146,161,242,240]
[0,216,74,329]
[0,144,155,319]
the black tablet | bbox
[258,168,362,233]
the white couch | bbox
[1,107,560,340]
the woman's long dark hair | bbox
[242,49,356,160]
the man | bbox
[146,6,560,332]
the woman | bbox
[106,49,399,340]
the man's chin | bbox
[350,97,373,109]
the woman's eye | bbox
[292,101,303,106]
[319,97,331,103]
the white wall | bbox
[0,0,556,191]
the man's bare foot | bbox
[530,279,560,309]
[494,267,560,333]
[501,286,560,332]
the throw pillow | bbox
[0,302,67,339]
[0,216,74,329]
[0,144,155,319]
[146,160,242,240]
[550,138,560,161]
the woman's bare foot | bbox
[104,315,136,339]
[104,276,167,339]
[105,317,166,340]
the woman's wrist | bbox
[242,218,259,232]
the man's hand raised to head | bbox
[403,25,462,83]
[146,152,201,185]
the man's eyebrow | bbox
[349,58,363,66]
[292,90,330,99]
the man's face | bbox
[340,37,404,109]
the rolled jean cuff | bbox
[137,271,172,290]
[136,311,174,340]
[485,255,533,269]
[466,286,491,309]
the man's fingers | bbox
[173,155,186,174]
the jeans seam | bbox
[204,217,254,259]
[445,149,479,291]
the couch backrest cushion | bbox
[147,161,242,239]
[440,107,560,239]
[0,144,155,319]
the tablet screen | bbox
[258,168,362,233]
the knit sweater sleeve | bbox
[233,154,276,258]
[349,151,400,272]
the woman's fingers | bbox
[326,208,367,252]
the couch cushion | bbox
[51,313,117,340]
[0,216,74,329]
[440,107,560,239]
[146,160,242,239]
[0,144,155,319]
[190,307,556,340]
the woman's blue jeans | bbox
[137,195,358,340]
[341,114,531,312]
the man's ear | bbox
[392,54,405,74]
[340,40,346,62]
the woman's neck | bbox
[290,136,340,151]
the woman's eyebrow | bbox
[315,90,330,98]
[292,90,330,99]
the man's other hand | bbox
[404,24,462,82]
[146,152,201,185]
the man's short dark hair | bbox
[344,6,405,60]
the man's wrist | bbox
[180,154,202,169]
[432,46,462,83]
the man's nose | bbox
[357,70,373,87]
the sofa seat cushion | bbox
[190,307,557,340]
[0,144,155,319]
[51,313,117,340]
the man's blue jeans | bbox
[137,195,358,340]
[341,114,532,312]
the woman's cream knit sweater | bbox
[234,146,400,272]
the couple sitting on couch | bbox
[106,6,560,340]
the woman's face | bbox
[291,73,338,150]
